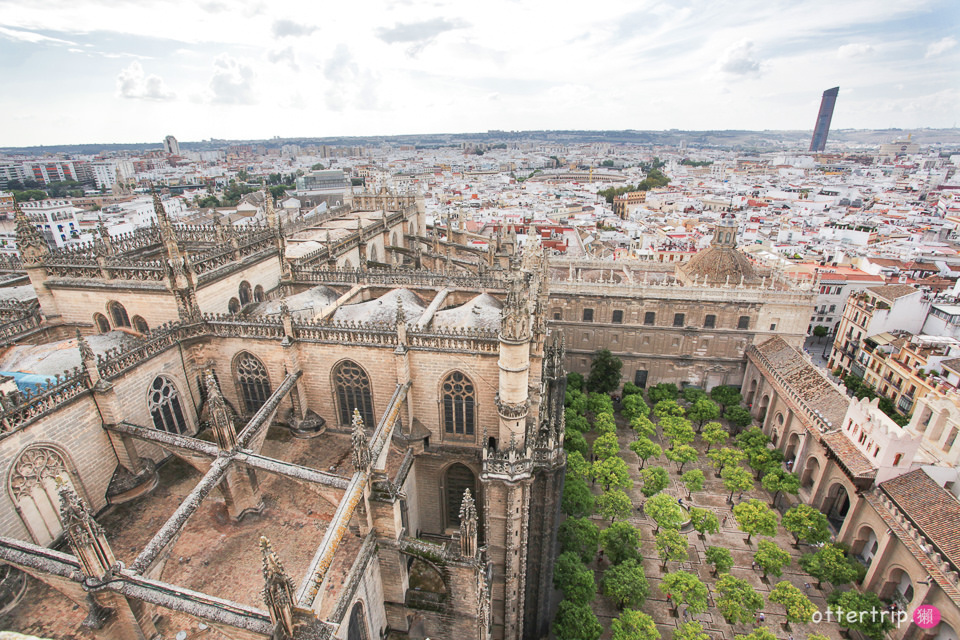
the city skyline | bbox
[1,0,958,147]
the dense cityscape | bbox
[1,1,960,640]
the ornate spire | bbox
[499,271,530,342]
[351,408,371,472]
[205,370,237,451]
[58,478,102,545]
[459,488,478,557]
[13,199,48,263]
[264,189,278,231]
[57,478,116,579]
[153,187,184,264]
[260,536,296,638]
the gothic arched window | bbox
[228,297,241,314]
[444,463,476,528]
[347,602,369,640]
[234,352,271,413]
[9,446,74,546]
[333,360,374,427]
[148,376,187,435]
[239,281,252,306]
[107,301,130,327]
[254,285,265,302]
[442,371,475,436]
[93,313,110,334]
[132,316,149,334]
[368,245,378,262]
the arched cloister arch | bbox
[757,394,770,425]
[878,566,915,608]
[746,378,758,406]
[822,482,852,531]
[784,432,801,464]
[801,456,821,490]
[852,523,879,566]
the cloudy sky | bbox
[1,0,958,146]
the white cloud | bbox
[926,36,957,58]
[837,43,874,58]
[719,41,762,77]
[376,17,469,56]
[267,46,298,71]
[208,54,255,105]
[272,19,317,38]
[322,45,380,111]
[116,61,174,101]
[0,25,75,46]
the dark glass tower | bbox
[809,87,839,152]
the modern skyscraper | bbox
[809,87,839,152]
[163,134,180,155]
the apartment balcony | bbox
[897,396,914,413]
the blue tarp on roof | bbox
[0,371,55,394]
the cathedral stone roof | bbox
[432,293,503,331]
[678,245,761,286]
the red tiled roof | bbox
[881,469,960,570]
[821,431,877,480]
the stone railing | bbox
[408,327,499,353]
[96,324,192,379]
[0,367,89,435]
[0,254,23,272]
[0,299,38,322]
[283,204,351,235]
[42,252,102,278]
[173,224,220,244]
[293,319,399,347]
[206,314,285,340]
[0,309,42,345]
[191,246,235,275]
[106,257,166,282]
[290,266,507,290]
[110,227,160,254]
[550,277,814,303]
[292,208,409,268]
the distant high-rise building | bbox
[809,87,839,152]
[163,135,180,155]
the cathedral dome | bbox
[678,244,760,286]
[676,213,761,286]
